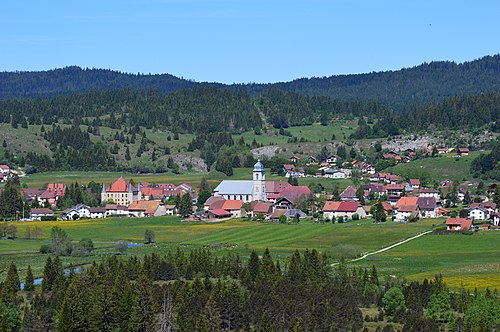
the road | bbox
[331,230,433,266]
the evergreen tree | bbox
[179,192,193,217]
[248,250,260,281]
[24,265,35,292]
[2,261,20,302]
[132,271,157,332]
[258,311,275,332]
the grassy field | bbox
[20,167,354,193]
[2,217,499,290]
[232,120,358,147]
[386,152,483,183]
[352,230,500,290]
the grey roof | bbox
[253,160,264,172]
[214,180,253,195]
[284,209,307,218]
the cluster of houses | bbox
[14,158,500,228]
[321,173,499,227]
[201,160,312,221]
[0,164,14,183]
[282,146,470,179]
[27,177,195,220]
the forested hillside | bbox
[0,66,205,99]
[252,54,500,109]
[2,55,500,111]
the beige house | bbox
[101,177,138,206]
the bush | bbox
[39,244,50,254]
[40,216,56,221]
[332,244,362,259]
[144,230,155,244]
[337,216,344,223]
[116,241,128,254]
[352,213,359,220]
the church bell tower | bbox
[252,160,266,201]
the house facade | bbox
[101,177,138,206]
[62,204,90,220]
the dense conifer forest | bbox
[2,249,499,331]
[1,55,499,109]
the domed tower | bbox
[252,160,266,201]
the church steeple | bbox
[252,160,266,201]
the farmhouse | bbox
[417,196,438,218]
[0,164,10,174]
[324,169,347,179]
[322,201,366,221]
[282,164,305,178]
[128,200,166,217]
[62,204,90,220]
[30,208,54,221]
[204,196,226,211]
[340,186,358,201]
[456,148,469,156]
[394,197,420,222]
[221,200,244,218]
[445,218,473,231]
[40,183,66,206]
[408,179,421,189]
[105,204,129,217]
[89,207,106,219]
[468,202,497,221]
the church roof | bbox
[213,180,253,195]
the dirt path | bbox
[331,230,433,266]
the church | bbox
[213,160,267,202]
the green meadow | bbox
[20,167,354,193]
[2,217,499,290]
[386,151,484,183]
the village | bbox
[2,145,498,233]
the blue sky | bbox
[1,0,499,83]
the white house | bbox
[105,204,129,217]
[29,208,54,221]
[324,169,347,179]
[62,204,90,220]
[326,156,337,163]
[89,207,106,219]
[468,207,489,221]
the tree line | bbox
[1,248,499,331]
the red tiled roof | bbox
[265,181,291,194]
[381,202,393,212]
[323,201,341,211]
[90,207,106,213]
[222,200,243,210]
[395,197,418,209]
[279,186,313,203]
[128,200,161,215]
[409,179,421,185]
[107,177,130,192]
[323,201,361,212]
[209,209,232,217]
[445,218,473,230]
[141,187,164,198]
[253,202,272,214]
[398,205,418,212]
[337,201,361,212]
